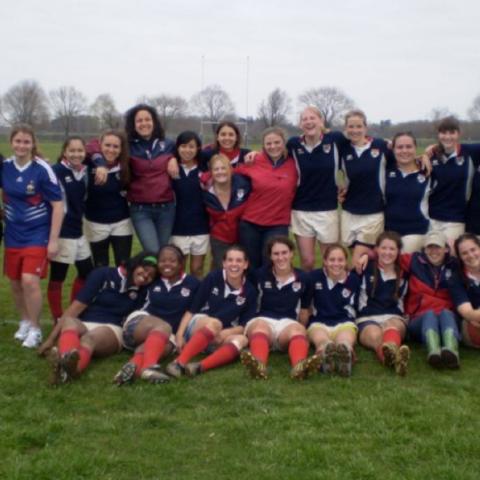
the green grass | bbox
[1,140,480,479]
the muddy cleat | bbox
[441,348,460,369]
[382,342,398,368]
[241,350,268,380]
[61,350,80,382]
[291,354,322,380]
[141,365,171,384]
[336,343,353,377]
[394,345,410,376]
[165,361,185,379]
[48,347,63,386]
[321,342,336,374]
[48,348,79,385]
[14,320,31,342]
[114,362,137,386]
[184,362,203,377]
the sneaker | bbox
[14,320,31,342]
[184,362,203,377]
[165,361,185,379]
[321,342,336,374]
[240,350,268,380]
[441,348,460,369]
[394,345,410,376]
[336,343,353,377]
[141,365,171,384]
[291,354,322,380]
[22,327,42,349]
[114,362,137,386]
[382,342,398,368]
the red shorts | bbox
[4,246,48,280]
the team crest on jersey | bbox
[153,286,162,292]
[26,181,35,195]
[212,287,219,296]
[236,189,246,200]
[296,148,304,155]
[264,281,272,289]
[323,144,331,154]
[236,296,246,306]
[417,174,426,183]
[159,141,165,151]
[445,269,452,279]
[315,282,323,290]
[342,288,351,298]
[371,149,380,158]
[116,172,121,180]
[181,287,190,297]
[129,291,138,300]
[292,282,301,292]
[389,171,396,178]
[455,156,464,166]
[346,154,354,161]
[432,159,439,166]
[65,176,73,183]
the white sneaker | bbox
[22,327,43,348]
[14,320,32,341]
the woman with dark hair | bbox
[241,236,319,380]
[46,252,157,384]
[124,104,176,253]
[201,121,250,169]
[85,130,133,267]
[170,131,209,278]
[48,136,94,323]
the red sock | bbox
[142,331,169,370]
[47,281,63,321]
[383,328,401,347]
[250,332,270,365]
[59,329,80,355]
[77,345,92,372]
[130,352,144,377]
[288,335,309,366]
[176,327,215,366]
[70,277,86,303]
[200,343,239,372]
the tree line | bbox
[1,79,480,143]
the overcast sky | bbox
[3,0,480,123]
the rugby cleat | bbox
[336,343,353,377]
[113,362,137,386]
[141,365,171,384]
[240,350,268,380]
[394,345,410,376]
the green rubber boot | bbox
[425,329,441,368]
[441,328,460,369]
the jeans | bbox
[408,309,460,344]
[130,202,176,254]
[238,220,289,269]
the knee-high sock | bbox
[288,335,309,367]
[176,327,215,366]
[142,331,169,370]
[59,329,80,355]
[47,281,63,322]
[200,343,239,372]
[129,352,144,377]
[249,332,270,365]
[70,277,86,303]
[77,345,92,372]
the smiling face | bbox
[376,239,399,267]
[393,134,416,167]
[223,249,248,283]
[11,131,34,163]
[178,139,199,165]
[299,107,324,138]
[323,247,348,279]
[134,109,154,139]
[424,244,447,266]
[211,157,231,185]
[100,134,122,165]
[217,125,238,151]
[132,265,156,287]
[263,133,285,161]
[438,129,460,154]
[345,115,368,146]
[157,247,183,281]
[270,242,294,273]
[458,239,480,272]
[63,139,86,168]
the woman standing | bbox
[1,125,63,348]
[85,130,133,266]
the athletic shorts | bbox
[307,320,357,340]
[122,310,176,351]
[50,236,91,264]
[245,316,298,351]
[84,218,133,243]
[4,246,48,280]
[341,211,384,247]
[170,234,210,256]
[356,314,406,333]
[429,220,465,244]
[291,209,339,244]
[401,234,426,254]
[82,321,123,352]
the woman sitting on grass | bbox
[165,245,257,378]
[114,245,200,385]
[307,244,360,377]
[44,252,157,385]
[241,236,320,380]
[356,231,410,376]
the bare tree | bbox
[191,84,235,124]
[258,88,291,127]
[0,79,49,127]
[430,107,453,121]
[298,87,355,127]
[148,94,187,130]
[90,93,121,130]
[50,86,88,136]
[468,95,480,120]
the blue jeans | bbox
[408,309,460,344]
[130,202,176,254]
[238,220,289,269]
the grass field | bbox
[1,140,480,479]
